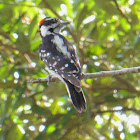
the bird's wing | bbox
[39,43,81,87]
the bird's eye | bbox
[49,28,53,32]
[54,18,59,22]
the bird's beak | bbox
[54,20,70,32]
[61,21,70,25]
[59,20,70,28]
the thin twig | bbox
[28,66,140,83]
[28,77,60,83]
[113,0,131,24]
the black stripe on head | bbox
[41,17,59,26]
[39,17,59,28]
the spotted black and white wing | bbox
[39,35,81,87]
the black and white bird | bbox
[38,17,86,113]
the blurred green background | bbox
[0,0,140,139]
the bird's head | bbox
[39,17,70,37]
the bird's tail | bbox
[64,80,86,113]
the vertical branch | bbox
[112,0,131,24]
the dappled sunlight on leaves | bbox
[0,0,140,139]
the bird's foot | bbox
[46,75,51,85]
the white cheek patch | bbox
[52,23,58,28]
[40,25,51,37]
[40,23,60,37]
[54,28,61,33]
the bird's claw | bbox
[47,75,51,85]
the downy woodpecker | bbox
[38,17,86,113]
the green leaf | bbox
[46,124,56,133]
[29,15,38,38]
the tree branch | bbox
[113,0,131,24]
[28,66,140,83]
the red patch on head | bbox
[39,19,46,28]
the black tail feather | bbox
[64,80,86,113]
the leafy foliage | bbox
[0,0,140,139]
